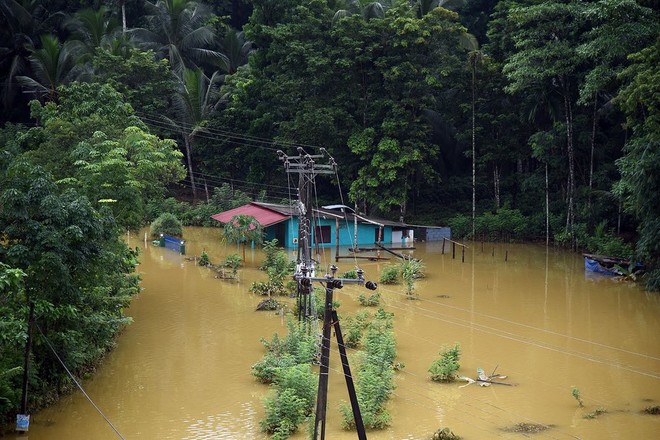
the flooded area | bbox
[7,227,660,439]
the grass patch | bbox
[503,422,551,433]
[584,407,607,419]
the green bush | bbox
[429,343,461,382]
[252,320,317,384]
[223,254,242,277]
[400,258,424,297]
[379,265,399,284]
[582,221,634,259]
[447,213,472,239]
[255,320,318,438]
[252,241,295,296]
[358,292,381,306]
[149,212,183,237]
[342,269,358,279]
[341,308,396,430]
[262,364,316,439]
[198,251,210,266]
[146,183,255,227]
[449,208,531,240]
[342,311,370,348]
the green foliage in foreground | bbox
[0,264,27,418]
[261,364,317,440]
[429,344,461,382]
[0,163,140,422]
[253,320,318,439]
[341,308,396,431]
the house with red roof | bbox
[211,202,414,248]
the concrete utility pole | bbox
[278,148,377,439]
[279,147,336,322]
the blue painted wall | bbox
[265,218,392,248]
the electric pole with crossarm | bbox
[278,148,377,440]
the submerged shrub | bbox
[150,212,182,237]
[400,257,424,297]
[262,364,316,439]
[341,308,396,430]
[342,311,370,349]
[357,292,381,306]
[256,319,318,439]
[379,265,399,284]
[429,344,461,382]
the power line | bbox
[135,111,329,154]
[374,285,660,380]
[36,324,126,440]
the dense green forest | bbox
[0,0,658,429]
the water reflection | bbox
[6,229,660,439]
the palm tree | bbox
[63,6,122,60]
[16,34,82,102]
[332,0,393,24]
[218,25,252,75]
[132,0,226,76]
[167,67,223,200]
[223,214,263,262]
[0,0,65,114]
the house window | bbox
[314,225,331,244]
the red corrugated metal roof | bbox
[210,203,290,227]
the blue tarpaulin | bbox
[584,257,620,276]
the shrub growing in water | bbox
[150,212,183,237]
[400,257,424,298]
[429,344,461,382]
[261,364,317,439]
[358,292,381,306]
[341,308,396,430]
[379,265,399,284]
[252,320,317,384]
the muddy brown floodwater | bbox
[6,227,660,439]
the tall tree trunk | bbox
[588,95,597,211]
[471,57,476,239]
[563,93,576,250]
[119,0,127,33]
[545,161,549,246]
[494,166,500,209]
[184,135,197,201]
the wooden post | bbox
[462,246,465,263]
[335,219,340,262]
[332,311,367,440]
[442,237,446,254]
[505,250,508,262]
